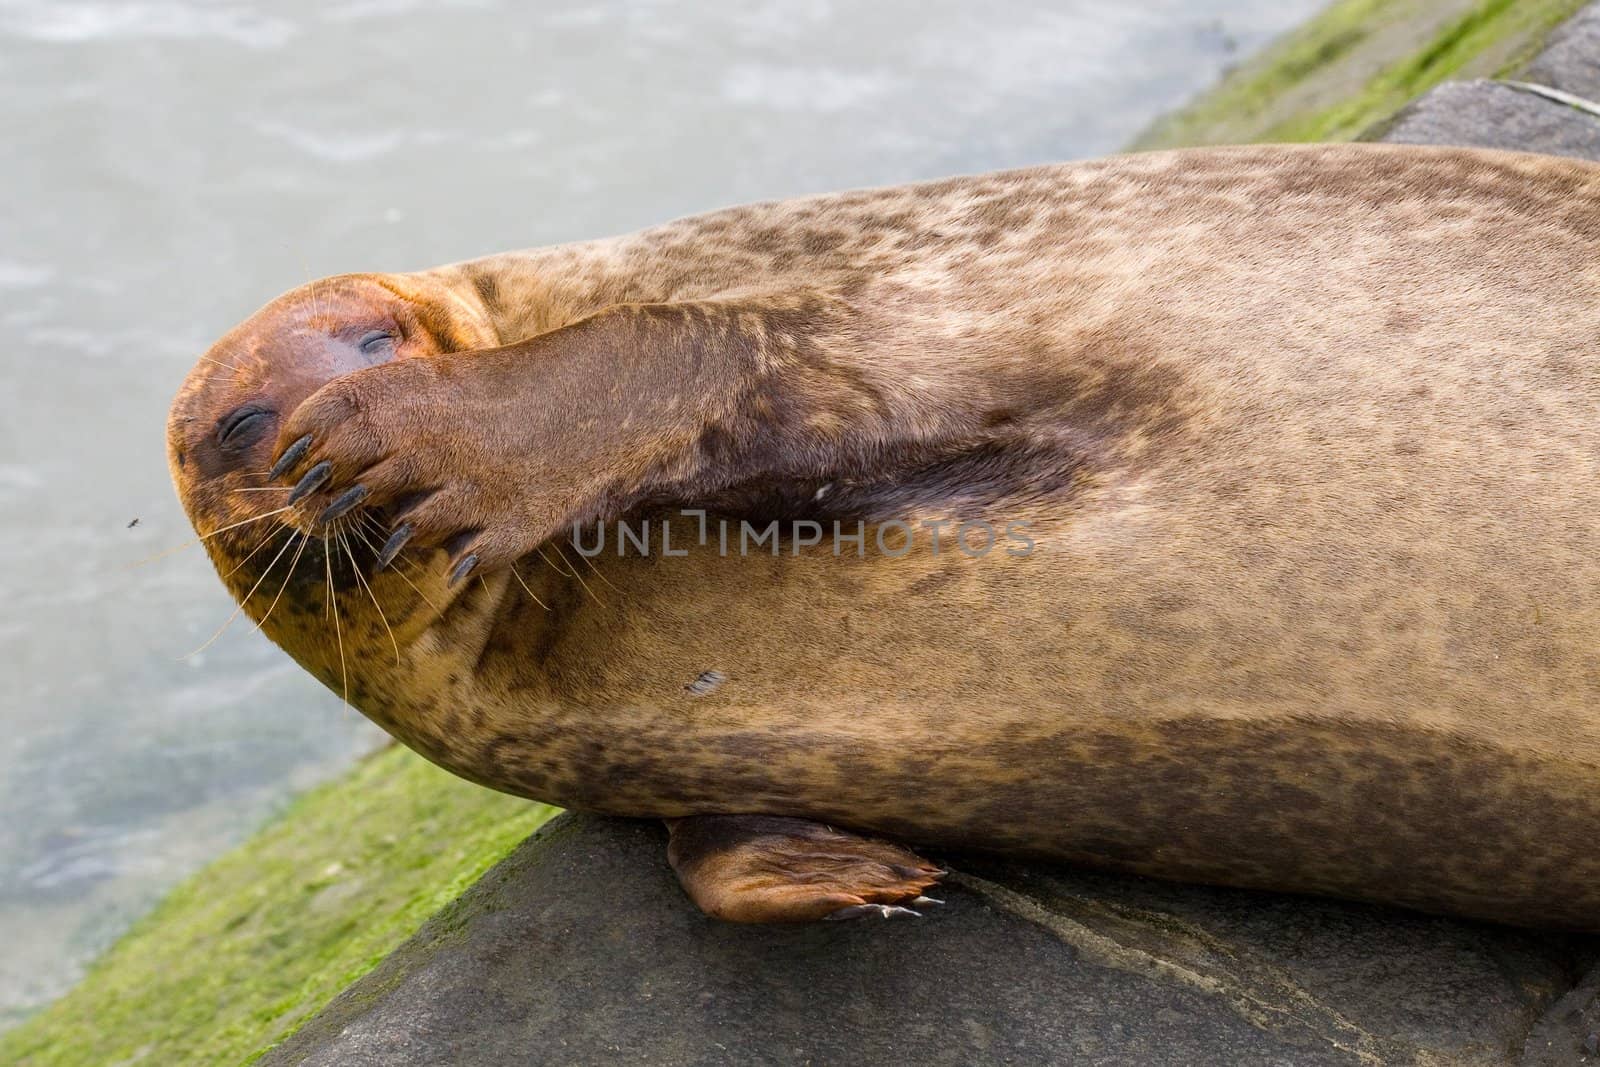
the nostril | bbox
[216,404,276,450]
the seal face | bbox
[170,144,1600,928]
[169,273,496,651]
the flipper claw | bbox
[826,903,922,921]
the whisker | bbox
[199,355,240,372]
[356,511,414,566]
[557,541,618,594]
[222,522,285,580]
[538,545,574,577]
[254,531,309,634]
[323,532,349,706]
[129,504,294,569]
[352,512,401,562]
[339,523,400,666]
[395,566,441,614]
[566,540,619,592]
[203,505,295,539]
[509,561,550,611]
[308,275,331,330]
[182,523,298,659]
[353,515,441,614]
[543,545,604,607]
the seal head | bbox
[166,272,497,631]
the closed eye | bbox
[359,329,395,356]
[216,404,275,450]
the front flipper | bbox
[265,299,822,584]
[666,815,943,923]
[265,291,1037,586]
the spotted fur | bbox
[169,144,1600,929]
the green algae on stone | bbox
[0,746,557,1067]
[1134,0,1592,149]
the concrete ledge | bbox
[1523,4,1600,100]
[262,816,1595,1067]
[1377,78,1600,159]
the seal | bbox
[168,143,1600,927]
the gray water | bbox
[0,0,1324,1028]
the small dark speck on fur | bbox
[686,670,726,696]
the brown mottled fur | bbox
[169,144,1600,928]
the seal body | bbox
[169,144,1600,929]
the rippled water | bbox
[0,0,1324,1028]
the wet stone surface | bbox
[1376,79,1600,161]
[263,815,1599,1067]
